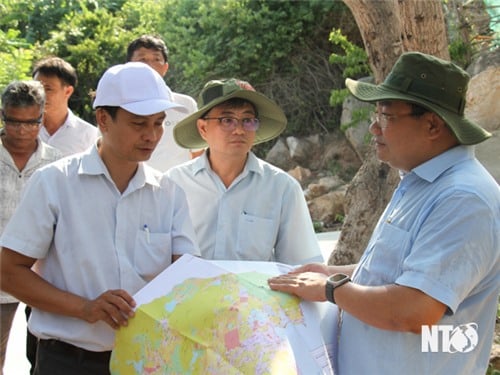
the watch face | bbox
[330,273,348,282]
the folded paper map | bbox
[110,254,338,374]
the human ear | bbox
[197,118,209,141]
[160,62,169,77]
[427,113,446,139]
[95,108,111,133]
[64,84,74,99]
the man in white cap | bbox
[0,62,200,374]
[167,78,323,265]
[268,52,499,374]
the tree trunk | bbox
[329,0,449,265]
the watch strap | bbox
[325,274,351,304]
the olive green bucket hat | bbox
[173,78,287,149]
[345,52,491,145]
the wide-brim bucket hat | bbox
[345,52,491,145]
[174,78,287,149]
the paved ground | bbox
[3,231,340,374]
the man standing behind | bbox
[32,56,99,156]
[0,62,200,374]
[167,78,323,265]
[127,35,201,171]
[0,80,61,375]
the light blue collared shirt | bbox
[166,151,323,265]
[338,146,500,374]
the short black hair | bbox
[1,80,45,111]
[32,56,78,87]
[96,106,120,119]
[126,35,168,63]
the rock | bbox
[465,66,500,132]
[305,176,345,200]
[466,47,500,76]
[320,133,362,180]
[265,138,295,171]
[490,341,500,371]
[476,130,500,184]
[287,166,312,185]
[341,95,373,160]
[308,190,346,228]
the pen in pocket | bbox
[143,224,150,244]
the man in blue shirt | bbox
[268,52,499,374]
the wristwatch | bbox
[325,273,351,304]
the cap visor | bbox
[122,100,185,116]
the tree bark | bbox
[329,0,449,265]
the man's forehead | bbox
[133,48,163,57]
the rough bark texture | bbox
[329,0,449,265]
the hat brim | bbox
[345,78,491,145]
[121,100,186,116]
[173,91,287,149]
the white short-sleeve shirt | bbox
[39,109,99,156]
[166,151,323,265]
[147,92,198,172]
[0,145,200,351]
[0,136,62,304]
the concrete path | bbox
[3,231,340,375]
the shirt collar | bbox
[411,145,474,183]
[62,109,77,128]
[78,142,161,189]
[37,137,59,160]
[191,150,264,176]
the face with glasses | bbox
[369,100,433,171]
[1,106,43,150]
[198,102,258,156]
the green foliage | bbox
[329,29,369,78]
[0,0,33,36]
[313,220,325,233]
[449,38,474,68]
[160,0,339,90]
[486,365,500,375]
[0,29,33,91]
[1,0,357,133]
[328,28,369,109]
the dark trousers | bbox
[34,339,111,375]
[25,305,37,375]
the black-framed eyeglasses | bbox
[203,116,260,132]
[1,114,43,130]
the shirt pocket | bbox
[134,230,172,281]
[236,212,276,260]
[362,223,411,285]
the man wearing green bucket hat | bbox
[166,78,323,265]
[268,52,499,374]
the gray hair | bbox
[1,80,46,113]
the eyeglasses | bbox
[370,111,416,129]
[1,115,43,130]
[203,117,260,132]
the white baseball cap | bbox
[92,62,185,115]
